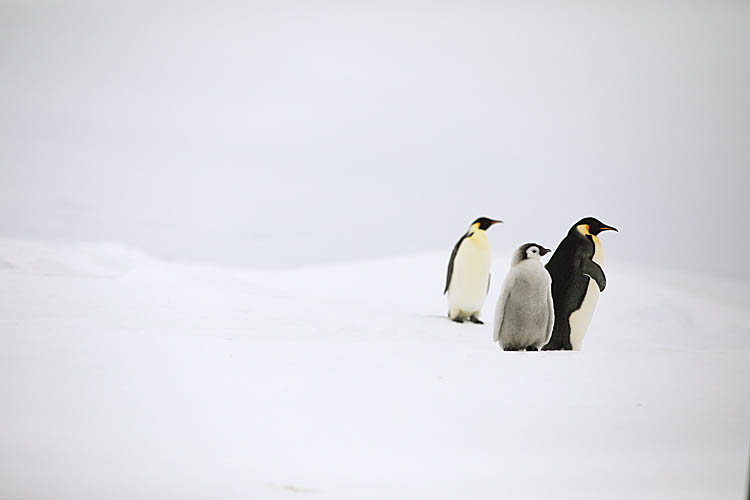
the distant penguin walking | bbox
[493,243,554,351]
[444,217,502,323]
[543,217,618,351]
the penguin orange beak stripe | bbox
[600,226,618,232]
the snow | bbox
[0,237,748,499]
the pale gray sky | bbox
[1,0,748,280]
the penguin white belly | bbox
[569,280,599,350]
[448,237,491,315]
[568,236,604,351]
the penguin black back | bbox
[544,232,593,350]
[444,232,469,294]
[543,217,617,350]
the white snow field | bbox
[0,237,748,500]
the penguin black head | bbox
[572,217,618,236]
[521,243,551,259]
[471,217,503,231]
[512,243,551,266]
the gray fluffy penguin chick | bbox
[493,243,554,351]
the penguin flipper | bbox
[444,234,468,294]
[582,259,606,292]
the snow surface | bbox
[0,237,748,499]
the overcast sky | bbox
[1,0,748,280]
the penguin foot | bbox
[525,346,538,351]
[544,343,572,351]
[468,316,484,325]
[450,317,465,323]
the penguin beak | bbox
[600,225,618,232]
[490,219,503,225]
[540,247,551,256]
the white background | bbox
[1,0,749,279]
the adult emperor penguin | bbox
[444,217,502,323]
[493,243,554,351]
[542,217,618,351]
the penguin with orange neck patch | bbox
[543,217,618,351]
[444,217,502,323]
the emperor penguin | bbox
[444,217,502,323]
[542,217,618,351]
[493,243,554,351]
